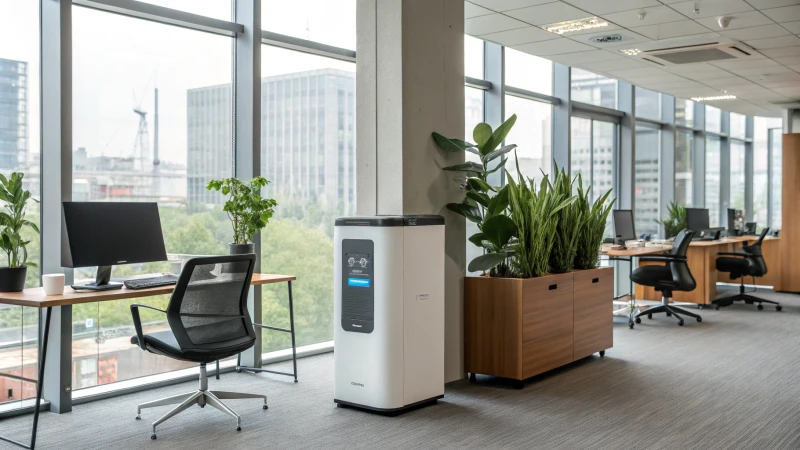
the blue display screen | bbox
[348,278,370,287]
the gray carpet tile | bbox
[4,288,800,449]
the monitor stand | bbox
[71,265,123,291]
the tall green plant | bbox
[573,173,614,270]
[657,201,686,239]
[0,173,39,268]
[507,161,572,278]
[546,164,581,273]
[432,115,518,274]
[206,177,278,244]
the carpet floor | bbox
[4,288,800,449]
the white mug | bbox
[42,274,66,296]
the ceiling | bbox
[465,0,800,117]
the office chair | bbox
[130,254,267,440]
[713,228,781,312]
[631,229,702,327]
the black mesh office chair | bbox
[130,254,267,440]
[631,229,702,327]
[713,228,781,311]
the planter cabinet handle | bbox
[549,284,557,290]
[592,278,599,283]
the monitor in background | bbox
[685,208,710,234]
[745,222,757,235]
[62,202,168,291]
[612,209,636,247]
[726,208,743,236]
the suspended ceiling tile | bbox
[465,2,494,19]
[721,24,792,41]
[513,38,597,55]
[630,20,712,40]
[789,64,800,71]
[582,57,653,71]
[710,58,781,70]
[762,5,800,23]
[602,5,686,28]
[745,0,800,8]
[465,13,529,35]
[781,21,800,34]
[774,55,800,65]
[559,0,662,15]
[545,49,625,65]
[693,11,774,31]
[606,66,666,78]
[668,0,754,19]
[468,0,554,12]
[480,26,559,46]
[737,65,794,76]
[760,45,800,57]
[745,35,800,50]
[505,2,591,26]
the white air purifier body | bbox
[333,215,445,413]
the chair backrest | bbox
[670,229,696,291]
[743,227,769,276]
[166,254,256,351]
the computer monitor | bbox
[726,208,743,236]
[685,208,710,233]
[612,209,636,247]
[62,202,168,290]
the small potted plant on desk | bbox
[0,173,39,292]
[206,176,277,255]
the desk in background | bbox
[636,237,781,305]
[0,273,295,450]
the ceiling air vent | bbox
[642,42,761,65]
[588,34,629,44]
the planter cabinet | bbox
[464,267,613,382]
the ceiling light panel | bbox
[540,17,609,35]
[691,95,738,101]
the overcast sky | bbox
[0,0,356,166]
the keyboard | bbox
[124,274,179,290]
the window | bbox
[675,130,693,207]
[753,118,769,226]
[570,117,616,237]
[465,86,483,273]
[262,0,356,50]
[635,123,660,236]
[71,6,234,389]
[730,113,745,139]
[770,128,782,229]
[571,68,617,109]
[137,0,231,20]
[504,96,552,180]
[706,137,721,227]
[260,45,355,353]
[0,0,40,409]
[635,88,660,121]
[730,140,745,213]
[465,35,483,80]
[676,99,694,127]
[505,48,552,95]
[706,105,721,134]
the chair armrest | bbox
[639,255,687,263]
[716,252,747,257]
[130,304,166,350]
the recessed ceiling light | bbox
[691,95,737,101]
[540,17,608,35]
[619,48,641,56]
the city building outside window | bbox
[571,68,617,110]
[635,123,660,236]
[635,88,660,122]
[770,128,782,230]
[675,99,694,127]
[675,130,693,207]
[730,139,745,213]
[706,136,721,227]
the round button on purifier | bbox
[359,258,368,267]
[348,257,356,266]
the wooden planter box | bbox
[464,267,613,384]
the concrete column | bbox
[357,0,466,382]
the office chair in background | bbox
[713,228,781,311]
[130,254,267,440]
[631,229,702,327]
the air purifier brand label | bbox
[342,239,374,334]
[416,293,429,301]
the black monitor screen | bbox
[613,209,636,245]
[62,202,168,268]
[685,208,710,232]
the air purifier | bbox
[334,215,445,413]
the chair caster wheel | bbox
[151,434,157,440]
[697,305,704,310]
[647,314,652,320]
[599,350,605,357]
[469,373,477,383]
[135,415,141,420]
[236,368,243,373]
[715,305,720,311]
[635,317,641,323]
[629,322,634,329]
[263,405,269,410]
[757,304,764,310]
[696,317,702,323]
[776,305,782,311]
[666,312,672,317]
[237,426,242,432]
[678,320,684,326]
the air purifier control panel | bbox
[341,239,374,333]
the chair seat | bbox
[131,329,254,364]
[716,257,751,279]
[630,265,675,289]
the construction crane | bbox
[133,106,150,168]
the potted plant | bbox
[206,176,277,254]
[0,173,39,292]
[657,201,686,239]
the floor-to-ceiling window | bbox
[464,36,484,274]
[770,128,782,230]
[675,99,694,127]
[571,68,617,109]
[729,140,745,214]
[753,117,770,226]
[0,0,41,410]
[634,123,660,236]
[706,137,721,227]
[706,105,721,134]
[570,116,616,237]
[675,130,693,207]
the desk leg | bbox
[0,307,51,450]
[288,281,298,383]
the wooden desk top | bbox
[602,246,666,257]
[0,273,296,308]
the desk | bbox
[636,237,782,305]
[0,273,295,450]
[601,246,666,326]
